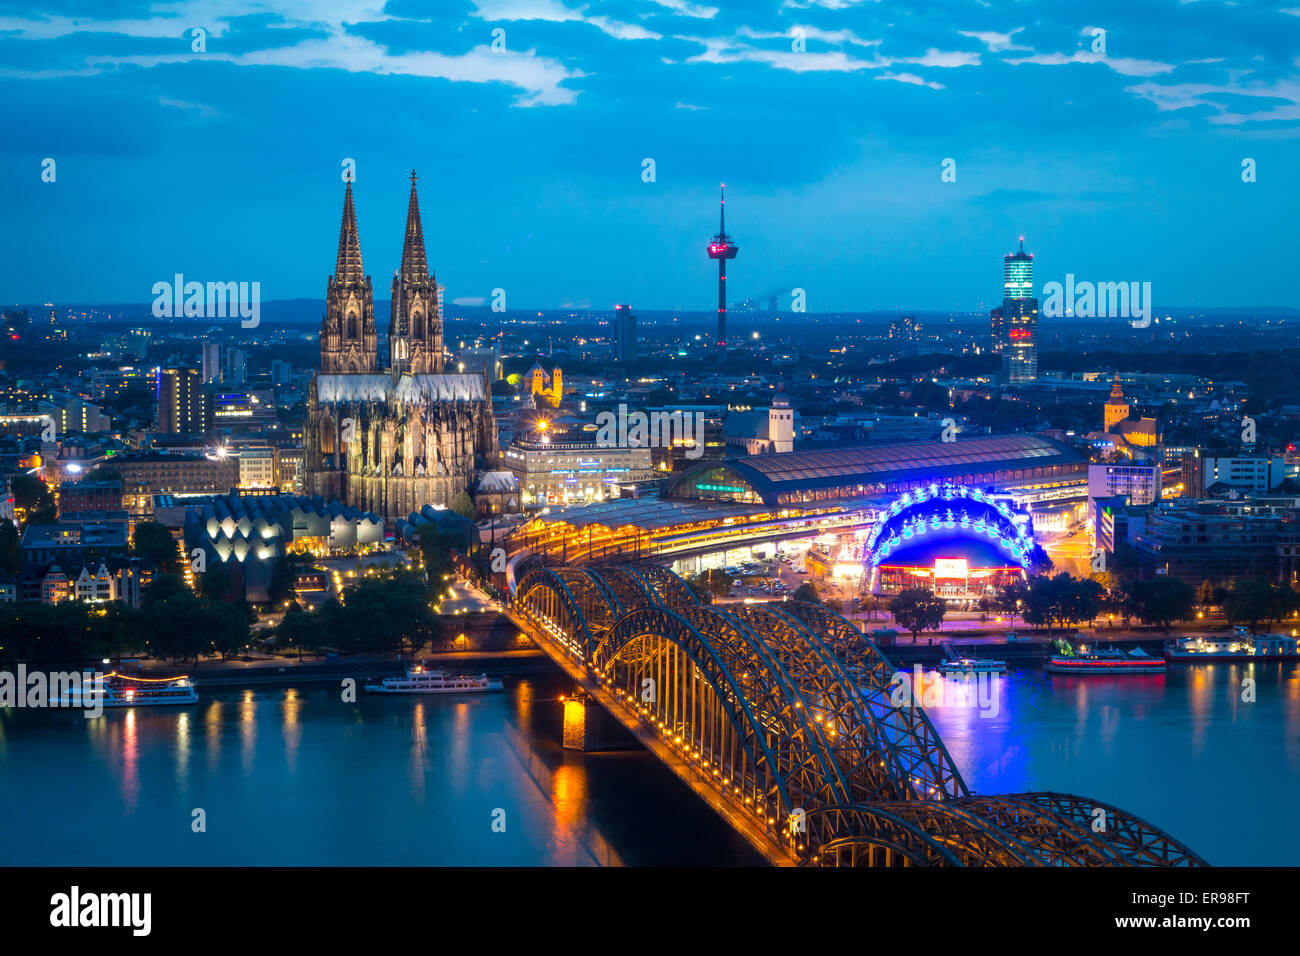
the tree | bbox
[792,582,821,604]
[889,587,946,642]
[1124,577,1196,629]
[418,524,462,585]
[686,570,730,602]
[143,572,187,605]
[1223,578,1299,633]
[449,490,477,521]
[277,603,315,660]
[1196,579,1216,606]
[199,560,231,601]
[10,474,55,525]
[133,520,182,574]
[0,519,19,575]
[994,580,1029,625]
[1020,574,1102,630]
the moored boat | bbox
[52,672,199,707]
[1166,628,1300,662]
[364,663,503,695]
[938,642,1007,674]
[1045,643,1166,675]
[938,657,1008,675]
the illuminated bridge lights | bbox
[512,563,1205,867]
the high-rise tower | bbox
[999,237,1038,383]
[613,304,637,363]
[706,184,738,361]
[389,170,444,374]
[320,178,378,373]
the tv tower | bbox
[706,183,738,361]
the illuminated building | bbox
[183,492,384,600]
[156,366,208,434]
[1104,373,1130,432]
[1088,462,1161,509]
[1135,500,1300,586]
[303,175,499,522]
[997,238,1038,383]
[238,446,276,489]
[111,452,239,517]
[529,364,563,408]
[667,434,1086,508]
[37,392,110,434]
[722,393,795,455]
[1181,451,1287,497]
[503,438,657,507]
[862,484,1041,601]
[706,184,738,361]
[201,341,222,383]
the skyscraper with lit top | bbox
[995,237,1038,383]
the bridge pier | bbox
[560,693,638,752]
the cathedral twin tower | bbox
[305,174,498,523]
[321,172,444,374]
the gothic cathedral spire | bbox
[321,177,378,373]
[390,170,444,374]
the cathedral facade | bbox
[303,174,498,523]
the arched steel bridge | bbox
[509,562,1206,867]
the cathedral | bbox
[303,174,498,523]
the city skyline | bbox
[2,2,1298,310]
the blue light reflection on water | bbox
[922,662,1300,865]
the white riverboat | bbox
[938,656,1008,675]
[1165,628,1300,662]
[364,663,503,695]
[53,672,199,707]
[938,641,1007,674]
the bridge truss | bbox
[514,563,1206,867]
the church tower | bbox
[320,179,378,373]
[390,171,444,374]
[1104,372,1130,432]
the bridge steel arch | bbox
[778,601,968,802]
[591,605,802,835]
[511,563,1206,867]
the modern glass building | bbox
[999,239,1038,383]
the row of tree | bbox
[274,568,439,658]
[0,584,251,665]
[874,572,1300,641]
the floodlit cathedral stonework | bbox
[304,174,498,521]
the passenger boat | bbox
[53,672,199,707]
[938,656,1008,675]
[938,642,1007,674]
[1165,628,1300,662]
[1044,644,1166,675]
[364,663,503,695]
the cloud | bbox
[1126,75,1300,125]
[0,7,586,106]
[470,0,659,40]
[957,28,1029,53]
[644,0,719,18]
[875,72,943,90]
[1004,50,1176,79]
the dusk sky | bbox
[2,0,1298,312]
